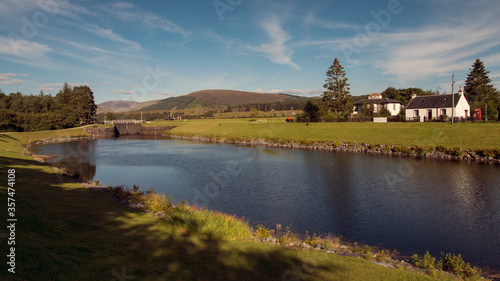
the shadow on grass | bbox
[0,134,18,143]
[0,156,335,281]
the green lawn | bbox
[0,128,448,280]
[158,119,500,150]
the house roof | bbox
[353,98,401,105]
[406,94,460,109]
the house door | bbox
[428,110,432,121]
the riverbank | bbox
[1,128,455,280]
[158,119,500,163]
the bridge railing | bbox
[105,120,142,124]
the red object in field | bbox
[474,108,482,121]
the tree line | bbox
[0,83,97,132]
[300,58,499,122]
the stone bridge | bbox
[85,121,176,137]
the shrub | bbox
[112,185,128,200]
[254,224,272,238]
[439,253,482,278]
[278,226,296,245]
[304,231,320,247]
[392,145,411,154]
[476,149,495,158]
[446,147,463,157]
[435,145,447,153]
[414,145,429,155]
[375,249,392,262]
[411,251,436,270]
[145,193,172,213]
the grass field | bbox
[154,119,500,150]
[0,128,451,280]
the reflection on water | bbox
[31,135,500,271]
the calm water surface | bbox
[31,136,500,271]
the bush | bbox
[304,231,320,247]
[414,145,429,155]
[411,251,436,270]
[278,226,296,245]
[254,224,272,238]
[392,145,412,154]
[446,147,463,157]
[439,253,482,278]
[145,193,172,213]
[435,145,447,153]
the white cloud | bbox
[0,35,53,59]
[0,73,28,85]
[247,16,300,70]
[367,22,500,84]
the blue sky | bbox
[1,0,500,103]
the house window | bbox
[414,110,419,117]
[441,109,446,115]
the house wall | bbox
[405,95,471,122]
[454,95,471,118]
[354,103,401,116]
[385,103,401,116]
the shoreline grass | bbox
[156,119,500,150]
[0,127,493,280]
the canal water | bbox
[31,135,500,271]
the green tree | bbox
[303,100,320,121]
[465,58,499,119]
[322,58,353,120]
[72,86,97,125]
[105,112,116,121]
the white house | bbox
[405,87,470,122]
[353,93,402,116]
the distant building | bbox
[405,87,470,122]
[353,93,401,116]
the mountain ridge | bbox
[99,89,308,112]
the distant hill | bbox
[97,99,163,113]
[97,100,138,114]
[114,99,163,113]
[142,89,304,111]
[98,100,138,111]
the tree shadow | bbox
[0,134,18,143]
[0,155,340,281]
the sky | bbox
[1,0,500,104]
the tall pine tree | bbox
[322,58,353,120]
[464,58,499,119]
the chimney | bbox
[411,94,417,99]
[459,86,464,96]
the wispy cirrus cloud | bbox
[373,23,500,84]
[247,16,300,70]
[0,35,53,67]
[81,25,142,50]
[98,1,190,38]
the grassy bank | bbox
[155,119,500,150]
[0,128,483,280]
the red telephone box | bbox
[474,108,482,121]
